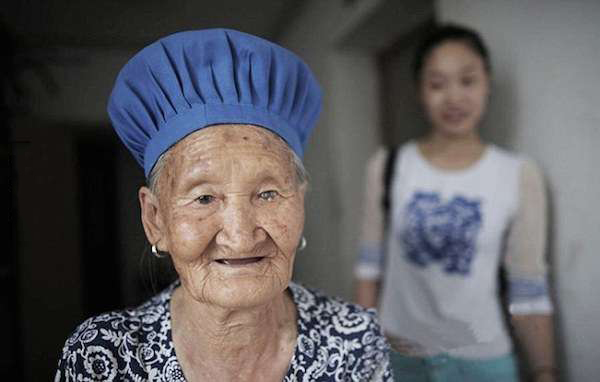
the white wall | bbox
[438,1,600,380]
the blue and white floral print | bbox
[401,191,482,275]
[55,281,392,381]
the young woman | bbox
[355,24,557,382]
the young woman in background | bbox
[355,24,557,382]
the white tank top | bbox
[379,142,522,358]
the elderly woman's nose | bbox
[216,199,266,251]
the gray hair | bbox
[147,149,171,196]
[147,141,309,195]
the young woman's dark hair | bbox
[413,23,491,81]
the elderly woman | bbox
[55,29,392,381]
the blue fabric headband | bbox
[107,28,322,177]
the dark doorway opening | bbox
[76,132,122,316]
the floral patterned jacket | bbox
[55,281,393,381]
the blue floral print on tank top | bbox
[400,191,482,275]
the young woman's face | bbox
[419,41,490,137]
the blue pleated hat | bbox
[108,29,322,177]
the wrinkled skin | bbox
[139,124,306,310]
[139,124,305,380]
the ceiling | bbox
[1,0,304,48]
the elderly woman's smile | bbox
[141,124,306,310]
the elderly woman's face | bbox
[144,125,306,309]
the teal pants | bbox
[390,352,519,382]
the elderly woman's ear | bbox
[139,186,167,251]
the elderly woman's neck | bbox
[170,285,297,379]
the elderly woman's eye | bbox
[259,190,279,201]
[196,195,215,205]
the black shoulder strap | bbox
[382,146,398,224]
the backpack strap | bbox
[382,146,399,224]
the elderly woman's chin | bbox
[179,258,295,309]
